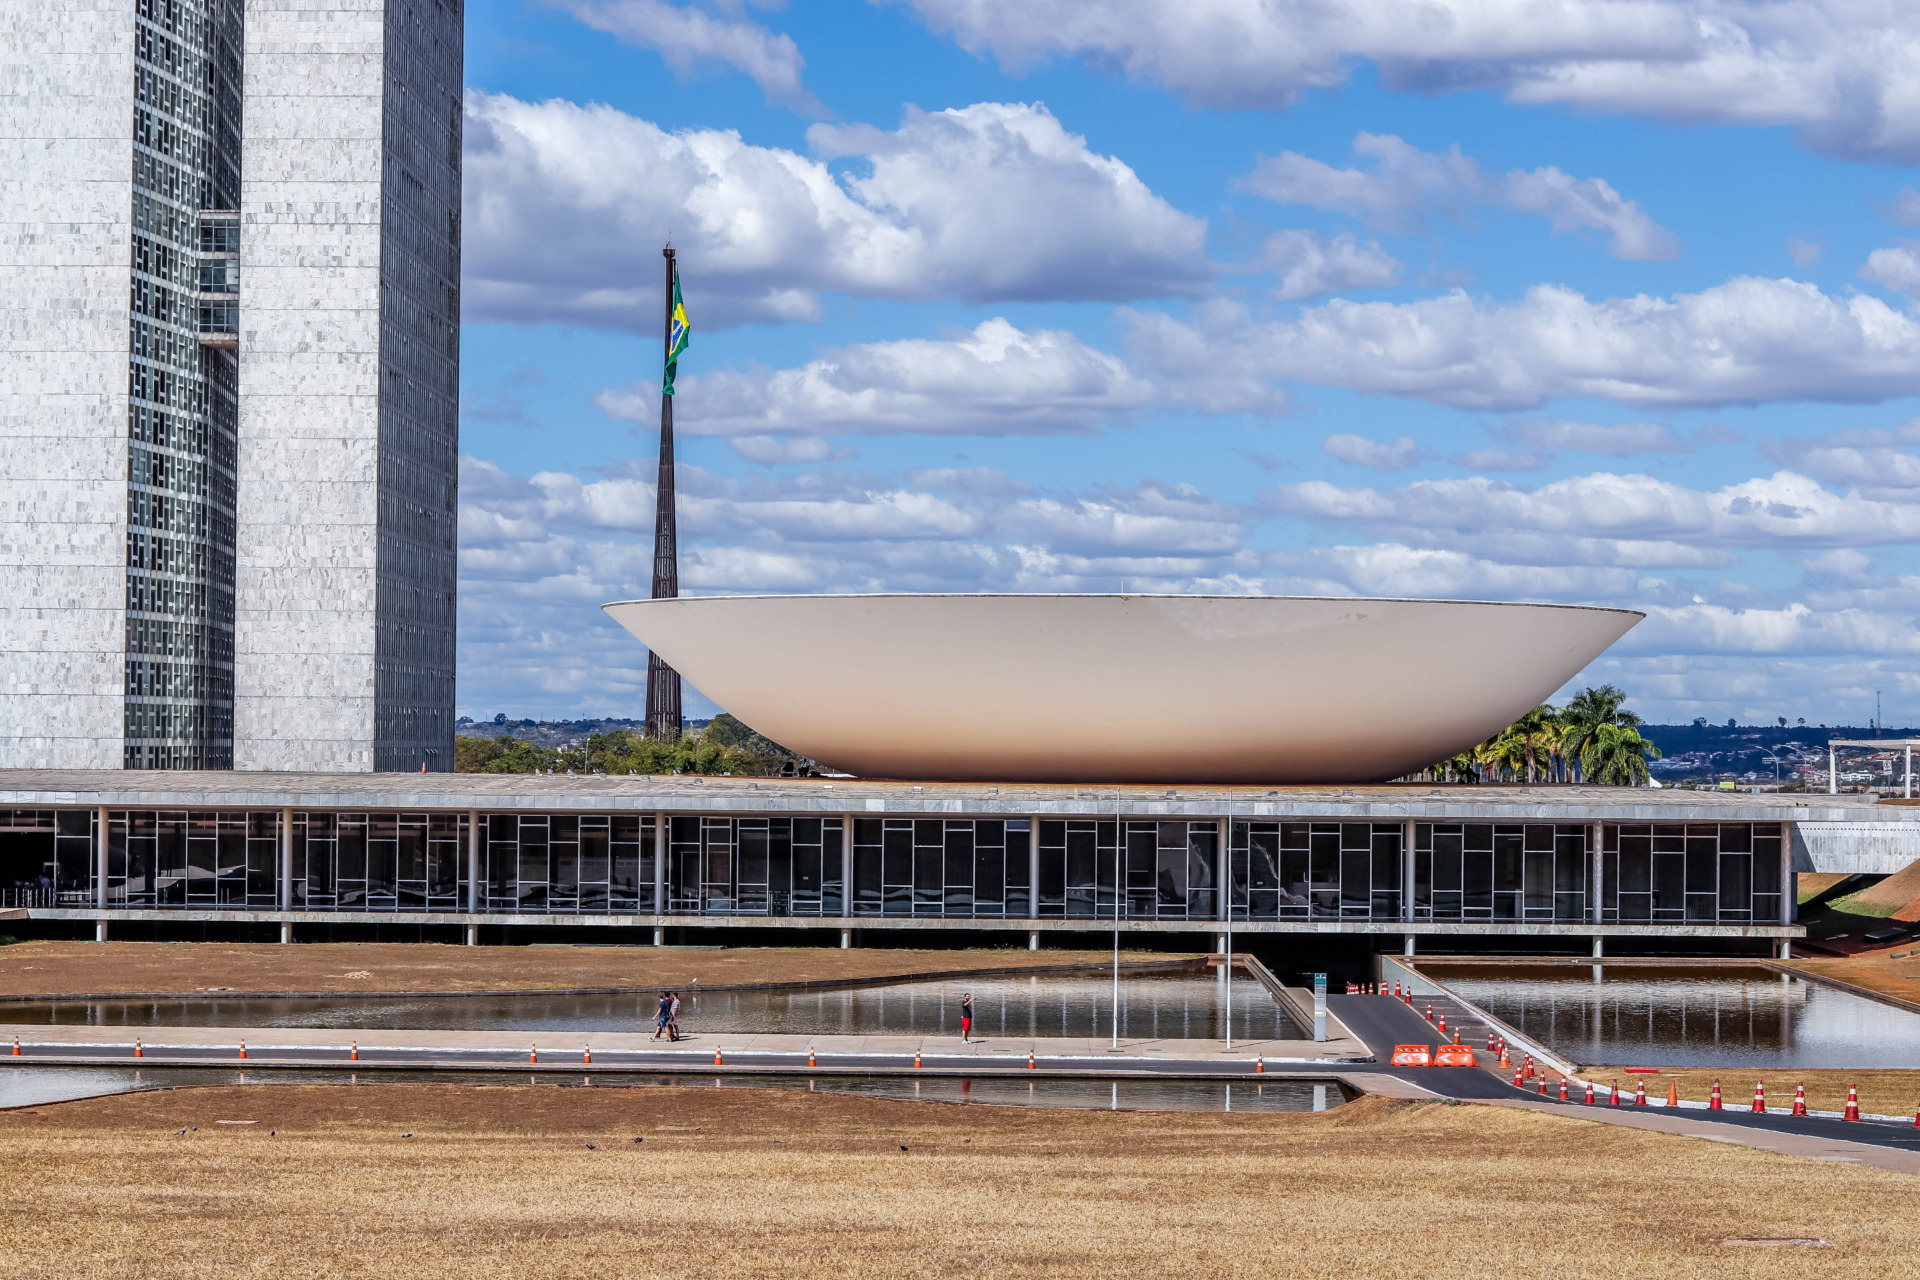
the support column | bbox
[1028,817,1040,920]
[95,920,108,942]
[466,810,480,914]
[1778,939,1792,959]
[1591,821,1604,924]
[841,815,854,917]
[280,922,293,944]
[1401,819,1415,922]
[1214,932,1227,954]
[1592,936,1605,958]
[1781,820,1794,926]
[1216,817,1229,922]
[652,927,665,946]
[654,812,669,915]
[95,805,109,910]
[1403,934,1415,957]
[1829,745,1837,795]
[1907,747,1912,800]
[840,928,855,949]
[279,807,293,911]
[1028,930,1039,951]
[465,924,479,946]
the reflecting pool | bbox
[0,972,1304,1041]
[0,1066,1346,1113]
[1424,963,1920,1068]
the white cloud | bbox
[887,0,1920,163]
[1263,469,1920,551]
[1500,417,1688,456]
[1253,229,1402,300]
[596,318,1166,437]
[1764,419,1920,494]
[1631,603,1920,657]
[1322,432,1428,471]
[1238,132,1679,260]
[1787,235,1823,266]
[1122,278,1920,412]
[1450,447,1551,472]
[728,435,851,464]
[1860,243,1920,298]
[1876,187,1920,227]
[554,0,824,113]
[463,95,1208,330]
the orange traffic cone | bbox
[1609,1079,1621,1107]
[1487,1031,1496,1052]
[530,1043,538,1064]
[1666,1080,1678,1108]
[1633,1079,1646,1106]
[1403,990,1412,1005]
[1709,1079,1722,1110]
[1559,1077,1569,1102]
[1844,1086,1860,1121]
[1027,1050,1035,1070]
[1536,1076,1547,1095]
[1513,1067,1524,1087]
[1751,1081,1765,1113]
[1583,1080,1595,1106]
[1910,1101,1919,1129]
[583,1045,591,1064]
[1498,1048,1511,1069]
[1523,1054,1535,1080]
[808,1047,816,1068]
[134,1039,142,1058]
[1792,1083,1807,1117]
[238,1040,246,1060]
[914,1050,922,1069]
[714,1046,723,1067]
[1452,1028,1461,1045]
[1256,1056,1265,1074]
[351,1041,359,1061]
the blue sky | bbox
[455,0,1920,728]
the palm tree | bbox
[1582,722,1662,786]
[1561,684,1642,780]
[1504,704,1562,783]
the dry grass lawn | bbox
[1784,950,1920,1009]
[0,941,1174,998]
[1568,1066,1920,1117]
[1,1082,1916,1277]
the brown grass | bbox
[0,1082,1915,1277]
[1569,1067,1920,1117]
[1783,950,1920,1009]
[0,941,1176,998]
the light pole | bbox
[1224,785,1232,1052]
[1112,783,1121,1050]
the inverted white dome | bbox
[603,594,1642,784]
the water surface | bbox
[1425,963,1920,1068]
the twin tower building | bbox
[4,0,463,772]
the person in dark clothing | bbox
[651,992,672,1041]
[960,991,974,1043]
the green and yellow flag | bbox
[664,273,690,395]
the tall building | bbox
[1,0,461,773]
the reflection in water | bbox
[0,1066,1346,1113]
[0,974,1303,1042]
[1427,964,1920,1068]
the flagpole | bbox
[644,246,683,741]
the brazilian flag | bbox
[664,274,690,395]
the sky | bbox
[455,0,1920,729]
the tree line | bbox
[454,714,815,776]
[1412,684,1662,786]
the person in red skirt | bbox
[960,991,974,1043]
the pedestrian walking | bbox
[651,991,671,1041]
[667,991,683,1042]
[960,991,973,1043]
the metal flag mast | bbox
[644,246,683,741]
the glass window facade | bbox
[1230,822,1404,921]
[1035,820,1219,919]
[849,818,1021,918]
[0,810,95,906]
[481,814,650,913]
[1601,822,1782,924]
[1411,823,1589,922]
[106,810,277,906]
[673,817,843,916]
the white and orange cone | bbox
[1633,1079,1646,1106]
[1583,1080,1595,1106]
[1845,1086,1861,1121]
[1793,1083,1807,1117]
[1709,1079,1723,1110]
[1751,1080,1765,1113]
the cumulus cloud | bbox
[1860,243,1920,298]
[1500,416,1689,456]
[1252,229,1402,300]
[728,435,851,465]
[1322,432,1428,470]
[596,318,1169,437]
[1787,236,1822,266]
[1876,187,1920,227]
[1122,278,1920,412]
[463,95,1208,330]
[1238,133,1680,260]
[1450,447,1551,472]
[886,0,1920,163]
[1763,419,1920,494]
[1263,469,1920,551]
[554,0,824,113]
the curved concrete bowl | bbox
[602,594,1643,784]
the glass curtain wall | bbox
[292,813,463,910]
[0,811,95,905]
[105,810,277,906]
[1037,820,1219,920]
[848,818,1026,918]
[479,815,648,913]
[668,817,845,916]
[1600,823,1781,923]
[1230,822,1403,920]
[1410,823,1587,922]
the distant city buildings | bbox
[3,0,462,771]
